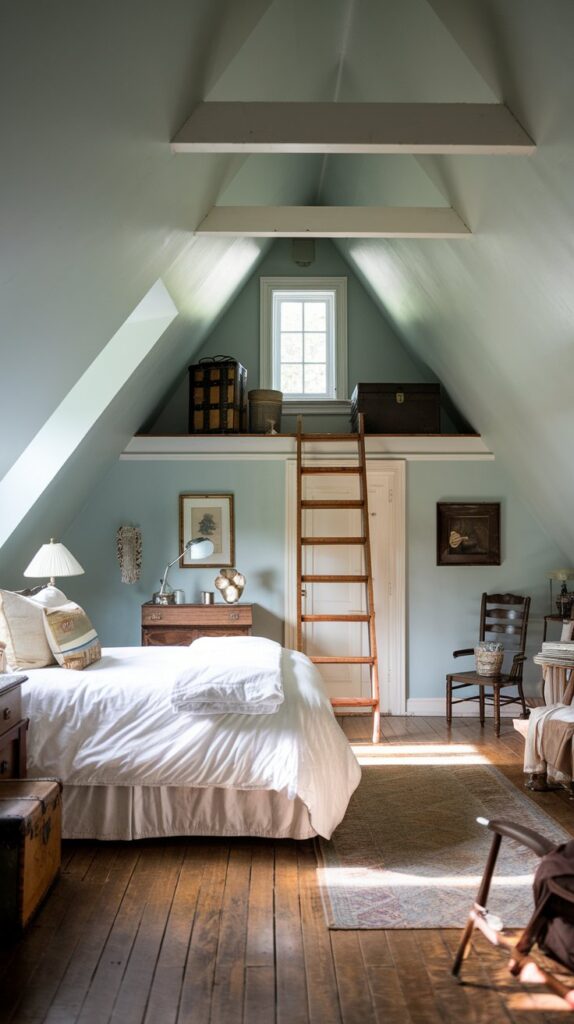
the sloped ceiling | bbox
[2,0,574,578]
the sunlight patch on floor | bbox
[351,742,489,766]
[507,992,572,1012]
[316,866,533,890]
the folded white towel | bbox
[171,635,284,715]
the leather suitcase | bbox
[350,382,441,433]
[0,778,62,937]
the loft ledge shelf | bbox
[122,433,493,462]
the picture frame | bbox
[436,502,501,566]
[179,493,234,568]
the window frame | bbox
[260,277,347,405]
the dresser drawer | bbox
[141,605,252,628]
[0,736,17,779]
[0,685,22,737]
[0,721,27,780]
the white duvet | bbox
[22,645,361,839]
[171,636,284,715]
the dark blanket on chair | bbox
[533,840,574,971]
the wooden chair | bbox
[446,592,531,737]
[452,817,574,1010]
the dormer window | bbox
[260,277,347,403]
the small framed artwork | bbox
[437,502,501,566]
[179,493,234,567]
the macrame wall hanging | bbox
[116,525,142,584]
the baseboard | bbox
[406,697,521,718]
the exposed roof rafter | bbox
[172,102,535,155]
[195,205,471,238]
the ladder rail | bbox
[296,417,303,653]
[357,412,381,743]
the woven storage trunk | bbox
[0,778,62,937]
[350,383,441,434]
[188,357,247,434]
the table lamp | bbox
[546,569,574,616]
[24,538,84,587]
[153,537,215,605]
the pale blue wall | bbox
[408,461,565,699]
[59,453,564,702]
[150,238,434,434]
[63,460,285,647]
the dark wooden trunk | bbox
[350,383,441,433]
[188,357,248,433]
[0,778,62,938]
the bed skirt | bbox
[62,784,316,841]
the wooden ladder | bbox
[296,414,380,743]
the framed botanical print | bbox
[179,493,234,567]
[437,502,501,566]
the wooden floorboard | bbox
[3,717,573,1024]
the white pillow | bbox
[0,586,68,670]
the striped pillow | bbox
[43,602,101,670]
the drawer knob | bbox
[2,707,11,721]
[150,613,162,621]
[0,760,8,774]
[229,612,240,621]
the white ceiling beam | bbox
[195,206,471,238]
[172,102,535,155]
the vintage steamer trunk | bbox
[350,382,441,434]
[188,356,248,434]
[0,779,62,936]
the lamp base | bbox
[152,592,177,606]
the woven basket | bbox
[475,645,504,677]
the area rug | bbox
[317,763,572,929]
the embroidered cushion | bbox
[43,601,101,670]
[0,587,68,669]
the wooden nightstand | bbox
[141,603,253,647]
[0,675,28,779]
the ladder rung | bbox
[331,697,378,707]
[302,575,369,583]
[309,656,375,664]
[301,537,366,545]
[299,433,359,442]
[301,500,364,509]
[302,614,370,623]
[301,467,361,474]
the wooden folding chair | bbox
[452,817,574,1009]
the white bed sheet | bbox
[22,645,361,839]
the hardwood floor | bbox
[1,716,573,1024]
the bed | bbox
[22,644,361,841]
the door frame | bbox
[284,459,406,715]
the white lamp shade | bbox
[547,569,574,580]
[187,537,215,560]
[24,540,84,579]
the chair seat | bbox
[448,670,516,686]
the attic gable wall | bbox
[320,1,574,556]
[149,237,435,434]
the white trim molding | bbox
[121,434,494,461]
